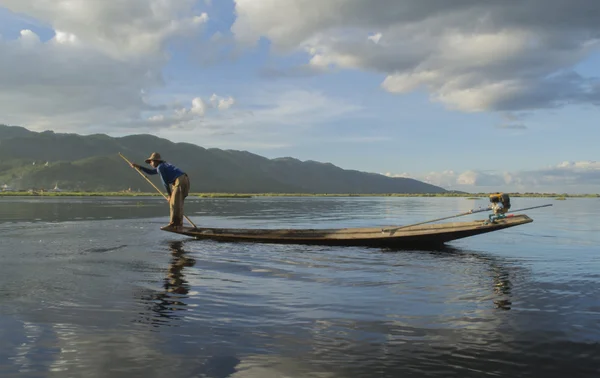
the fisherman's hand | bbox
[130,163,140,169]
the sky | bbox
[0,0,599,194]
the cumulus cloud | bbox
[367,33,382,44]
[232,0,600,113]
[385,161,600,193]
[1,0,207,57]
[422,170,459,189]
[0,0,210,132]
[152,89,361,150]
[456,170,506,187]
[511,161,600,189]
[141,93,235,131]
[210,94,236,110]
[0,29,160,130]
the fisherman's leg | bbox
[172,184,184,227]
[170,190,180,226]
[485,214,497,224]
[179,175,190,213]
[169,188,177,226]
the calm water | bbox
[1,196,599,377]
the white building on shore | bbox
[48,183,63,192]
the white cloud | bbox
[456,170,506,187]
[0,0,210,132]
[153,88,362,150]
[384,172,411,179]
[557,161,600,170]
[141,94,234,131]
[384,161,600,193]
[210,94,236,110]
[367,33,382,44]
[1,0,207,57]
[54,30,78,44]
[232,0,600,113]
[18,29,41,45]
[191,97,207,116]
[423,170,459,188]
[0,29,163,130]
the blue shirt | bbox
[139,162,185,196]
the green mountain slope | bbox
[0,124,447,193]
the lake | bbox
[1,196,599,377]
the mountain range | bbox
[0,124,447,194]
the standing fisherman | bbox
[130,152,190,231]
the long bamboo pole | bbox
[382,203,552,234]
[118,152,197,229]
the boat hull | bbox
[162,214,534,248]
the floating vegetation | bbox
[197,194,253,198]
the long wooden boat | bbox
[162,214,533,248]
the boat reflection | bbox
[382,244,514,310]
[136,240,196,327]
[491,264,512,310]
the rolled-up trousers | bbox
[170,174,190,226]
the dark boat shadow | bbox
[379,243,481,255]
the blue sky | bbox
[1,0,599,193]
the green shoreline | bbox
[0,191,597,198]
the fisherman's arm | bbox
[157,165,172,197]
[138,166,158,175]
[130,163,158,175]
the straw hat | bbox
[144,152,163,164]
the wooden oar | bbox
[382,203,553,234]
[118,152,197,229]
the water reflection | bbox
[492,265,513,310]
[136,241,196,327]
[436,246,516,311]
[164,241,196,295]
[384,244,515,311]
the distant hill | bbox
[0,124,447,194]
